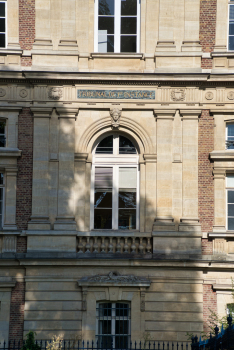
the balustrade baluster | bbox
[116,237,121,253]
[146,238,151,253]
[78,237,84,253]
[109,237,113,253]
[93,237,98,253]
[139,238,144,254]
[101,237,106,253]
[131,237,136,253]
[86,237,91,253]
[124,238,129,253]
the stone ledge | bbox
[210,150,234,160]
[0,148,22,157]
[90,53,145,60]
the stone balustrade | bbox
[77,235,152,254]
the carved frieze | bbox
[171,89,186,101]
[48,87,63,100]
[0,88,6,97]
[205,91,214,100]
[78,271,151,286]
[19,89,28,98]
[227,91,234,100]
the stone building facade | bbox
[0,0,234,345]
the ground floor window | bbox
[96,302,131,349]
[227,175,234,230]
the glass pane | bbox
[121,0,137,16]
[98,17,114,34]
[227,176,234,187]
[228,124,234,136]
[119,168,137,188]
[116,303,129,316]
[228,190,234,203]
[119,135,137,154]
[0,136,5,147]
[116,320,129,335]
[230,5,234,20]
[118,209,136,229]
[119,191,136,208]
[0,3,5,17]
[94,209,112,229]
[95,168,113,188]
[0,121,5,134]
[230,23,234,36]
[121,35,136,52]
[97,336,112,348]
[95,191,112,208]
[99,0,114,15]
[96,135,113,153]
[121,17,137,35]
[229,36,234,50]
[98,34,114,52]
[99,320,112,335]
[0,174,3,185]
[0,33,5,47]
[228,204,234,216]
[228,218,234,230]
[115,336,128,349]
[0,18,5,32]
[99,303,112,317]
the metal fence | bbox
[0,340,190,350]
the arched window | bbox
[90,134,139,230]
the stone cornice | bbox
[210,151,234,160]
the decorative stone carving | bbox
[227,91,234,100]
[140,288,146,312]
[171,89,185,101]
[0,88,6,97]
[78,271,151,286]
[48,87,63,100]
[19,89,28,98]
[205,91,214,100]
[110,108,121,128]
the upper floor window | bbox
[0,173,4,229]
[226,123,234,149]
[0,1,6,48]
[227,175,234,230]
[0,121,5,147]
[95,0,140,53]
[96,302,131,349]
[91,134,139,230]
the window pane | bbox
[121,17,137,35]
[121,35,136,52]
[95,168,113,188]
[230,23,234,36]
[96,135,113,154]
[98,34,114,52]
[0,3,5,17]
[94,209,112,229]
[121,0,137,16]
[99,0,114,15]
[230,5,234,20]
[228,191,234,203]
[95,191,112,208]
[119,168,137,188]
[99,320,112,334]
[118,209,136,229]
[227,176,234,187]
[99,303,112,316]
[0,33,5,47]
[0,18,5,32]
[228,124,234,136]
[119,135,137,154]
[98,17,114,34]
[97,336,113,348]
[229,36,234,50]
[228,218,234,230]
[116,320,129,335]
[119,191,136,208]
[228,203,234,216]
[116,303,129,316]
[115,336,128,349]
[0,174,3,185]
[0,121,5,134]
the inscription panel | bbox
[77,89,155,100]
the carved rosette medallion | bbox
[228,91,234,100]
[48,87,63,100]
[19,89,28,98]
[0,88,6,97]
[110,108,122,129]
[171,89,185,102]
[205,91,214,100]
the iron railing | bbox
[0,340,190,350]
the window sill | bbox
[210,150,234,160]
[0,148,21,157]
[90,52,145,60]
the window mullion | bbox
[115,0,121,52]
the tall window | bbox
[0,1,6,48]
[95,0,140,53]
[0,173,4,229]
[91,134,139,230]
[226,124,234,149]
[96,302,131,349]
[0,121,5,147]
[227,175,234,230]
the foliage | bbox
[141,332,152,349]
[21,331,41,350]
[46,336,63,350]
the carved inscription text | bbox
[77,89,155,100]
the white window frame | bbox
[96,302,131,348]
[0,1,7,49]
[0,173,5,230]
[90,134,139,230]
[0,119,6,147]
[94,0,141,53]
